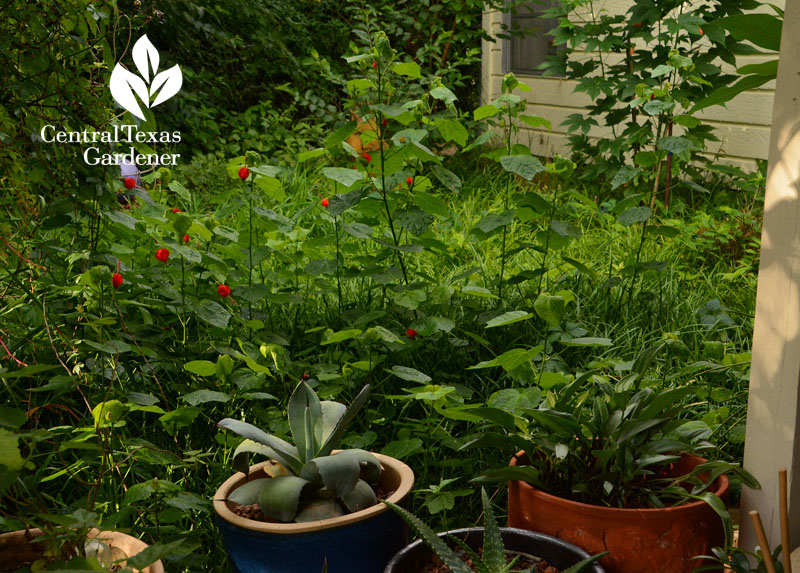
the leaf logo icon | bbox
[109,35,182,121]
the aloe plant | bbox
[386,488,606,573]
[218,382,381,522]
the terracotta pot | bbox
[384,527,605,572]
[0,527,164,572]
[214,453,414,573]
[508,452,729,573]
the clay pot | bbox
[214,453,414,573]
[508,452,729,573]
[0,527,164,572]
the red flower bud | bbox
[218,284,231,298]
[238,167,250,180]
[123,177,136,190]
[112,273,123,289]
[155,248,169,263]
[362,152,372,163]
[372,60,377,68]
[183,234,190,243]
[698,27,703,35]
[628,48,635,57]
[382,118,387,127]
[407,328,417,339]
[302,372,310,380]
[406,176,413,186]
[172,208,181,213]
[321,198,330,207]
[650,93,655,100]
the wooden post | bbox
[741,0,800,554]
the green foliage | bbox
[465,344,759,535]
[386,487,606,572]
[540,0,769,185]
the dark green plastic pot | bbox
[383,527,606,572]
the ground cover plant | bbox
[0,3,765,572]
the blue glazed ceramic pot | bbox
[214,454,414,573]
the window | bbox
[506,1,562,76]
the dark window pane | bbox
[508,1,562,75]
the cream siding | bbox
[481,2,783,170]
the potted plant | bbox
[464,344,759,573]
[383,487,606,572]
[214,381,415,573]
[0,526,164,572]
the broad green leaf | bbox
[617,206,652,226]
[393,61,422,78]
[389,366,432,383]
[228,478,270,505]
[322,167,364,188]
[394,289,427,310]
[184,360,216,376]
[534,294,566,326]
[381,438,423,459]
[195,300,231,328]
[689,74,772,114]
[519,114,551,130]
[431,165,462,191]
[434,117,468,147]
[468,346,543,371]
[486,310,534,328]
[474,104,499,120]
[430,86,458,104]
[499,155,545,180]
[180,390,231,406]
[321,329,362,345]
[716,13,782,51]
[611,166,641,189]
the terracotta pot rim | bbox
[0,528,164,573]
[510,450,729,515]
[213,452,414,534]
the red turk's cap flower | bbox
[112,273,123,289]
[302,373,310,380]
[183,234,190,243]
[123,177,136,190]
[321,198,330,207]
[698,27,703,35]
[406,176,413,186]
[650,94,655,100]
[238,167,250,180]
[172,208,181,213]
[218,284,231,298]
[382,118,387,127]
[407,328,417,339]
[362,152,372,163]
[372,60,377,68]
[155,248,169,263]
[628,48,635,57]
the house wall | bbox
[481,1,783,170]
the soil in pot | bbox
[421,545,563,573]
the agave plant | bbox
[386,488,605,573]
[218,382,381,522]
